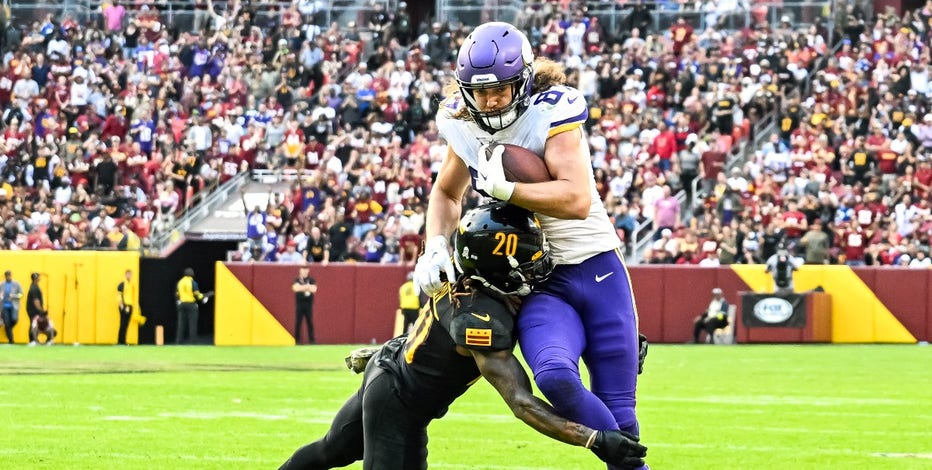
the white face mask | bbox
[479,107,518,132]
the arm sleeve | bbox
[192,280,204,300]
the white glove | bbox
[414,235,457,297]
[476,143,516,201]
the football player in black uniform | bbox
[280,202,647,470]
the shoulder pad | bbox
[529,85,589,138]
[449,290,515,351]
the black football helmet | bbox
[454,202,552,296]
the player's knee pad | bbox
[611,406,639,436]
[533,365,586,406]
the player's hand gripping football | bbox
[476,142,516,201]
[589,430,647,469]
[414,235,457,297]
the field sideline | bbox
[0,344,929,469]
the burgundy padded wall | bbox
[223,264,928,344]
[869,268,928,342]
[628,267,664,342]
[660,266,718,343]
[352,266,409,343]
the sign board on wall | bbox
[741,293,807,328]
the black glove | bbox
[638,334,648,375]
[590,430,647,469]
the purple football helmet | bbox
[455,22,534,134]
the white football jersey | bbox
[436,84,621,265]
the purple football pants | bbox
[518,249,642,467]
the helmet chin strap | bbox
[469,274,531,297]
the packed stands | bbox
[0,0,925,266]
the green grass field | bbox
[1,344,930,469]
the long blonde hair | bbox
[441,58,568,121]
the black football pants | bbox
[176,302,199,344]
[295,304,314,344]
[118,307,131,345]
[279,360,430,470]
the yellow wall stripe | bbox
[0,251,139,345]
[214,262,294,346]
[730,265,916,343]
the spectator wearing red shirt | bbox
[853,192,887,229]
[651,122,676,171]
[837,220,870,266]
[914,158,932,197]
[699,145,726,196]
[350,190,382,239]
[864,126,888,153]
[670,17,694,57]
[100,106,128,141]
[584,17,604,55]
[781,199,808,245]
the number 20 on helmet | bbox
[453,202,552,296]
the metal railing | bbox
[147,171,250,256]
[434,0,524,25]
[251,168,316,183]
[627,188,687,264]
[6,0,400,32]
[436,0,836,40]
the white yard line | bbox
[872,453,932,459]
[157,411,290,420]
[651,423,932,437]
[646,395,911,406]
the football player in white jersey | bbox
[414,21,647,470]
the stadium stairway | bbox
[147,171,282,256]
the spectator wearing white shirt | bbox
[910,59,930,96]
[54,184,72,205]
[187,114,213,154]
[12,69,39,112]
[909,251,931,268]
[894,195,919,237]
[698,250,721,267]
[564,16,586,58]
[640,173,664,220]
[29,202,51,228]
[726,168,749,192]
[69,69,90,107]
[46,32,70,60]
[90,209,116,232]
[889,130,910,155]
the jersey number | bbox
[492,232,518,257]
[404,302,434,364]
[533,90,564,106]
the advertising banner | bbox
[741,293,806,328]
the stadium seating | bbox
[1,1,925,266]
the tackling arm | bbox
[470,347,590,446]
[470,348,647,468]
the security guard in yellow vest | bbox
[117,269,135,345]
[175,268,204,344]
[398,272,420,334]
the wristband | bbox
[585,430,598,449]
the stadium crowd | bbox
[0,0,927,267]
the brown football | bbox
[500,144,552,183]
